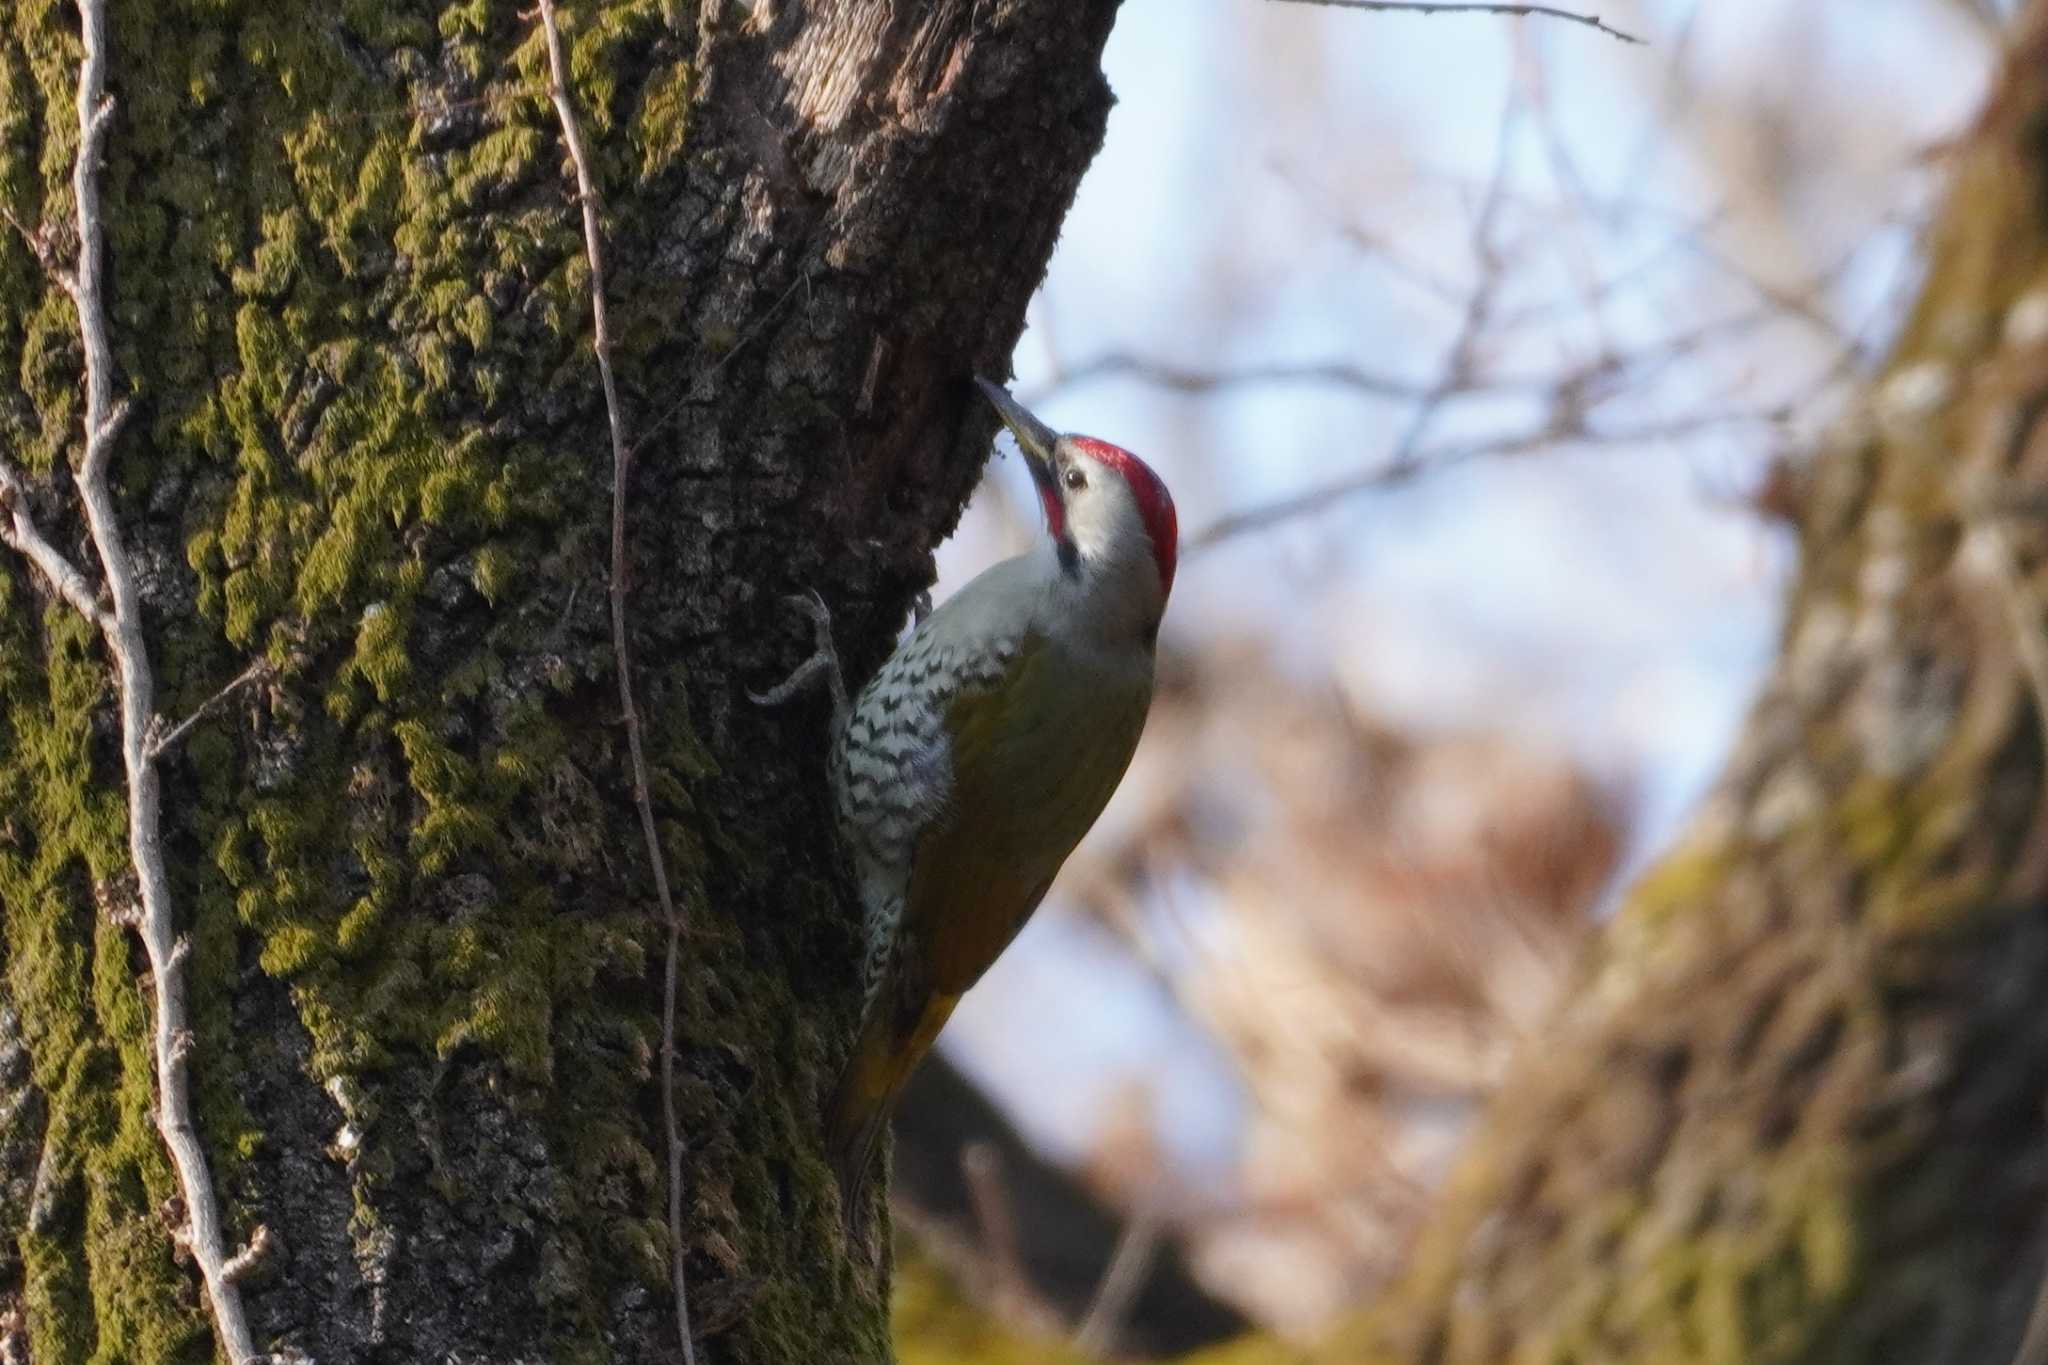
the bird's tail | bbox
[825,989,961,1236]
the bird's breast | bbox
[833,624,1026,877]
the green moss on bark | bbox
[6,0,1124,1354]
[0,590,205,1361]
[4,0,704,1356]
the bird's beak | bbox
[975,377,1059,485]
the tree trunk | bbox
[0,1,1120,1361]
[1367,8,2048,1363]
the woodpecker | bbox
[755,378,1177,1233]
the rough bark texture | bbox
[1360,8,2048,1363]
[0,1,1119,1361]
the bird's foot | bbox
[750,591,849,725]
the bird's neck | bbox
[1032,538,1164,655]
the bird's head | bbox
[975,378,1178,610]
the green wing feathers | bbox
[910,634,1149,993]
[825,630,1153,1224]
[825,986,961,1234]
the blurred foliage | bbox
[891,1238,1341,1365]
[892,1244,1094,1365]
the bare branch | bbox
[0,206,64,275]
[146,658,269,761]
[1263,165,1472,306]
[1186,408,1785,552]
[219,1225,279,1287]
[1072,1210,1163,1357]
[961,1142,1025,1292]
[58,2,260,1359]
[625,271,810,462]
[1271,0,1644,45]
[1034,247,1836,428]
[1682,233,1858,355]
[1518,35,1620,358]
[1613,0,1702,212]
[1030,353,1448,404]
[1172,84,1824,555]
[535,4,697,1361]
[1374,90,1520,476]
[0,459,112,630]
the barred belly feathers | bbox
[758,378,1177,1235]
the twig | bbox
[1264,160,1473,307]
[1270,0,1644,45]
[535,5,697,1361]
[1370,90,1519,484]
[1682,232,1858,358]
[627,271,809,464]
[1613,0,1701,220]
[146,658,268,760]
[1326,216,1472,307]
[961,1142,1025,1294]
[0,460,112,630]
[219,1224,278,1286]
[1961,516,2048,760]
[1185,407,1784,551]
[1179,89,1804,553]
[56,2,261,1359]
[1503,205,1725,332]
[1040,240,1811,431]
[1072,1210,1162,1357]
[1028,353,1451,405]
[1518,35,1619,359]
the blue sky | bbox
[927,0,1994,1195]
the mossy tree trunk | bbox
[1364,9,2048,1363]
[0,1,1120,1360]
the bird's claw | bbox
[785,590,832,629]
[750,589,849,721]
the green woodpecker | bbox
[756,378,1177,1231]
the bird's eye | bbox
[1062,467,1087,491]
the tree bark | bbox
[0,1,1120,1361]
[1366,8,2048,1362]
